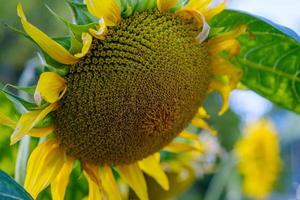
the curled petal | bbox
[89,18,108,40]
[208,80,231,116]
[86,0,121,26]
[75,32,93,58]
[11,103,58,145]
[117,163,148,200]
[17,3,79,64]
[157,0,178,12]
[24,140,65,199]
[35,72,67,104]
[138,153,169,190]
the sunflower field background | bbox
[1,0,300,200]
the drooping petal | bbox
[191,117,217,135]
[211,59,243,88]
[99,165,122,200]
[11,103,58,145]
[197,107,210,118]
[28,126,54,137]
[85,172,104,200]
[17,3,79,64]
[89,18,108,40]
[86,0,121,26]
[164,142,202,153]
[51,157,74,200]
[179,131,199,141]
[83,163,102,187]
[24,140,65,199]
[35,72,67,104]
[74,32,93,58]
[138,153,169,190]
[0,112,16,128]
[83,164,105,200]
[208,80,231,116]
[157,0,178,12]
[116,163,148,200]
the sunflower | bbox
[0,0,246,199]
[234,119,281,199]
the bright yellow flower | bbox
[235,119,281,199]
[1,0,246,199]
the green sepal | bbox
[4,84,36,96]
[68,1,97,25]
[34,113,55,128]
[46,5,97,41]
[5,24,31,41]
[120,0,157,17]
[0,89,49,112]
[210,9,300,114]
[0,170,33,200]
[1,90,37,111]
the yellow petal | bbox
[116,163,148,200]
[25,140,65,199]
[211,59,243,88]
[191,118,217,135]
[197,107,210,118]
[51,157,74,200]
[89,18,108,40]
[83,163,102,187]
[86,0,121,26]
[157,0,178,12]
[99,165,122,200]
[202,2,225,21]
[208,80,231,115]
[84,164,105,200]
[85,172,104,200]
[179,131,199,141]
[35,72,67,104]
[0,112,16,128]
[138,153,169,190]
[74,32,93,58]
[28,126,54,137]
[17,3,79,64]
[11,103,58,145]
[164,142,202,153]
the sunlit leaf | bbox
[210,10,300,114]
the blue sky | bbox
[228,0,300,34]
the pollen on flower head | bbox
[54,11,212,165]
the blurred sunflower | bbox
[234,119,281,200]
[0,0,246,199]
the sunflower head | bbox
[54,10,211,165]
[235,119,282,199]
[0,0,247,199]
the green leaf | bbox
[0,170,33,200]
[210,10,300,114]
[68,1,97,25]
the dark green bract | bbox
[54,11,211,165]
